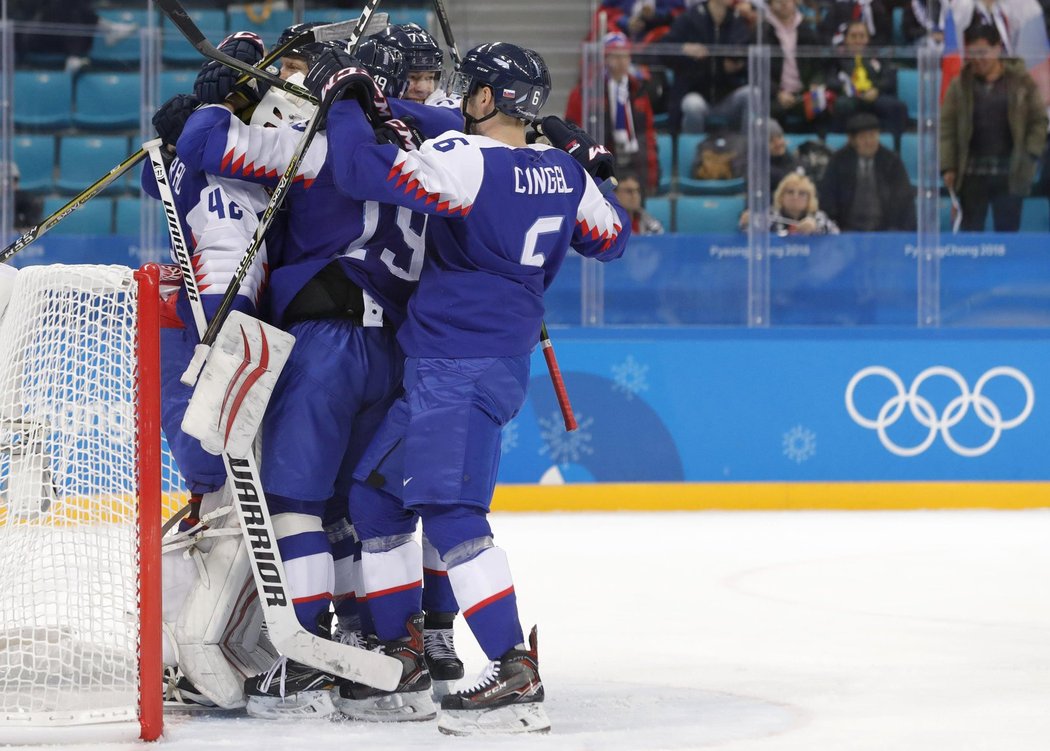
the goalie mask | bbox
[450,42,550,127]
[250,71,317,128]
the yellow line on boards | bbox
[490,482,1050,512]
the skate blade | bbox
[431,679,459,701]
[245,690,337,720]
[437,702,551,736]
[334,689,437,722]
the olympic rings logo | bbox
[844,366,1034,457]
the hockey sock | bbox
[361,537,422,642]
[326,517,370,633]
[271,502,334,636]
[447,546,524,660]
[178,493,203,532]
[422,534,459,615]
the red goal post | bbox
[0,264,167,743]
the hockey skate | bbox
[244,655,338,719]
[333,612,437,721]
[437,626,550,736]
[163,665,218,709]
[423,612,464,699]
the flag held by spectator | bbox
[940,5,962,102]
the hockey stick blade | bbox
[312,12,389,42]
[225,453,401,690]
[0,146,148,265]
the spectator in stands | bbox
[1,161,43,233]
[818,0,893,45]
[566,33,660,193]
[941,23,1048,231]
[660,0,754,133]
[765,0,823,130]
[946,0,1049,59]
[824,20,909,143]
[768,118,803,192]
[818,112,917,230]
[768,172,840,234]
[903,0,945,46]
[615,172,665,234]
[602,0,686,41]
[12,0,137,73]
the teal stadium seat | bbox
[898,132,919,183]
[14,71,73,130]
[74,73,140,130]
[783,133,814,153]
[892,7,906,45]
[164,9,228,66]
[677,133,746,195]
[897,68,919,123]
[226,8,294,44]
[646,197,672,231]
[42,197,113,235]
[1021,197,1049,232]
[12,135,56,193]
[57,136,132,195]
[676,195,746,233]
[656,132,673,194]
[90,10,148,66]
[115,198,143,236]
[159,70,198,105]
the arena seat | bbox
[656,132,673,194]
[897,68,919,123]
[115,197,143,236]
[57,136,132,195]
[226,8,294,44]
[1020,197,1050,232]
[74,72,140,130]
[13,135,56,193]
[676,195,746,233]
[163,9,228,66]
[646,196,672,231]
[42,196,114,235]
[14,71,73,130]
[159,70,198,105]
[677,133,745,195]
[90,10,149,66]
[898,132,919,182]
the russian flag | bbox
[940,4,962,102]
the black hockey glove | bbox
[306,46,391,125]
[535,116,616,182]
[152,93,200,151]
[194,31,267,113]
[374,117,424,151]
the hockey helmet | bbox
[449,42,551,123]
[351,38,408,99]
[275,22,330,64]
[374,23,443,73]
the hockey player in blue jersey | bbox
[374,23,444,103]
[179,36,466,719]
[314,42,630,735]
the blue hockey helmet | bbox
[449,42,551,123]
[374,23,443,73]
[276,22,329,63]
[352,37,408,98]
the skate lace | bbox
[257,655,289,697]
[423,628,457,660]
[462,660,500,693]
[333,626,367,649]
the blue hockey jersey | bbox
[326,100,631,358]
[176,101,462,328]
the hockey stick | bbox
[145,140,400,690]
[178,0,385,386]
[0,148,146,265]
[430,0,578,432]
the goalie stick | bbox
[145,140,400,691]
[179,0,385,386]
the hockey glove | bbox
[152,93,200,151]
[306,47,391,125]
[194,32,267,114]
[375,116,424,151]
[535,116,616,182]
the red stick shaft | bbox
[540,328,577,432]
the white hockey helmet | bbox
[250,72,317,128]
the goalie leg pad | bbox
[181,310,295,458]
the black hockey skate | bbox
[423,611,464,699]
[334,612,437,721]
[437,626,550,736]
[162,665,217,708]
[244,655,338,719]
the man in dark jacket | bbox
[818,113,917,231]
[661,0,753,133]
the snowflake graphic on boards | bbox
[611,355,649,401]
[539,411,595,466]
[782,424,817,464]
[501,420,519,455]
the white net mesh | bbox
[0,264,169,729]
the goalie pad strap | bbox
[284,263,386,328]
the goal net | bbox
[0,264,168,743]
